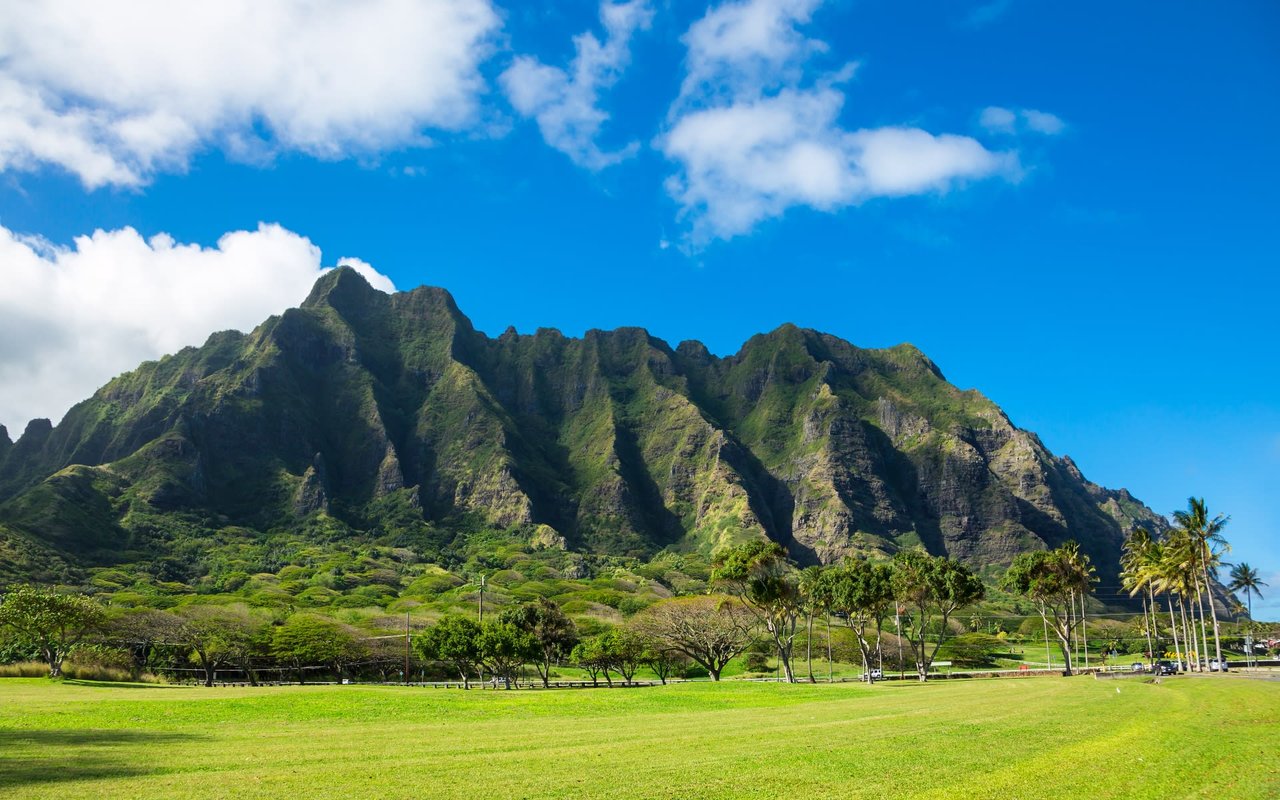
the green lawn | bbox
[1,675,1277,799]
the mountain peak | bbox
[302,265,377,307]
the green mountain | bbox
[0,267,1163,598]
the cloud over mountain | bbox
[0,222,393,431]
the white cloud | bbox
[981,105,1065,136]
[979,106,1018,134]
[1022,109,1066,135]
[0,0,501,188]
[0,222,395,433]
[500,1,653,169]
[660,0,1015,241]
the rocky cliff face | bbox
[0,268,1164,587]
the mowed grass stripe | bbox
[1,677,1276,799]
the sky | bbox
[0,0,1276,614]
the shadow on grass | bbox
[0,729,206,789]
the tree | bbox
[713,541,802,682]
[599,627,647,685]
[1174,497,1230,669]
[500,598,578,688]
[271,614,365,683]
[643,645,690,685]
[174,605,265,687]
[571,636,611,686]
[1228,563,1267,668]
[1002,544,1095,675]
[893,549,985,681]
[798,565,835,683]
[477,619,536,688]
[417,615,482,688]
[107,608,185,679]
[0,585,105,677]
[825,559,894,682]
[631,595,756,681]
[1121,528,1160,663]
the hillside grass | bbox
[1,675,1277,799]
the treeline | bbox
[0,542,990,685]
[1,500,1268,685]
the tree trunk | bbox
[806,611,815,683]
[708,666,721,682]
[1178,598,1195,672]
[826,614,833,684]
[1056,629,1074,676]
[1079,593,1089,669]
[1201,557,1224,667]
[200,652,215,687]
[1141,594,1154,665]
[1166,596,1180,667]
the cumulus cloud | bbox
[0,0,501,188]
[0,222,395,433]
[660,0,1015,241]
[981,106,1065,135]
[500,1,653,169]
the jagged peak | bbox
[675,339,712,361]
[18,418,52,443]
[0,424,9,449]
[302,265,377,307]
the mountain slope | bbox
[0,268,1164,592]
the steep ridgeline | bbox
[0,267,1163,587]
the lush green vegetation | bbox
[1,675,1277,799]
[0,268,1166,611]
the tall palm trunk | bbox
[806,611,815,683]
[1166,596,1181,667]
[1178,597,1196,671]
[1152,583,1162,665]
[1193,574,1211,670]
[825,613,833,683]
[1200,559,1224,667]
[1245,593,1253,670]
[1079,592,1089,669]
[1142,590,1155,666]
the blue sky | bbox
[0,0,1276,613]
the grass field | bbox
[1,675,1277,799]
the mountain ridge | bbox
[0,267,1165,595]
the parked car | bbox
[1209,658,1230,672]
[1154,660,1178,676]
[861,668,884,681]
[1130,662,1145,673]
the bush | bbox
[0,660,166,682]
[0,661,49,678]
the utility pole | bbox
[477,574,487,623]
[1080,594,1089,669]
[404,611,411,685]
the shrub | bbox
[0,661,49,678]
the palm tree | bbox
[1152,529,1199,670]
[1228,563,1267,668]
[1122,528,1158,664]
[797,565,826,684]
[1174,497,1230,669]
[1061,541,1096,668]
